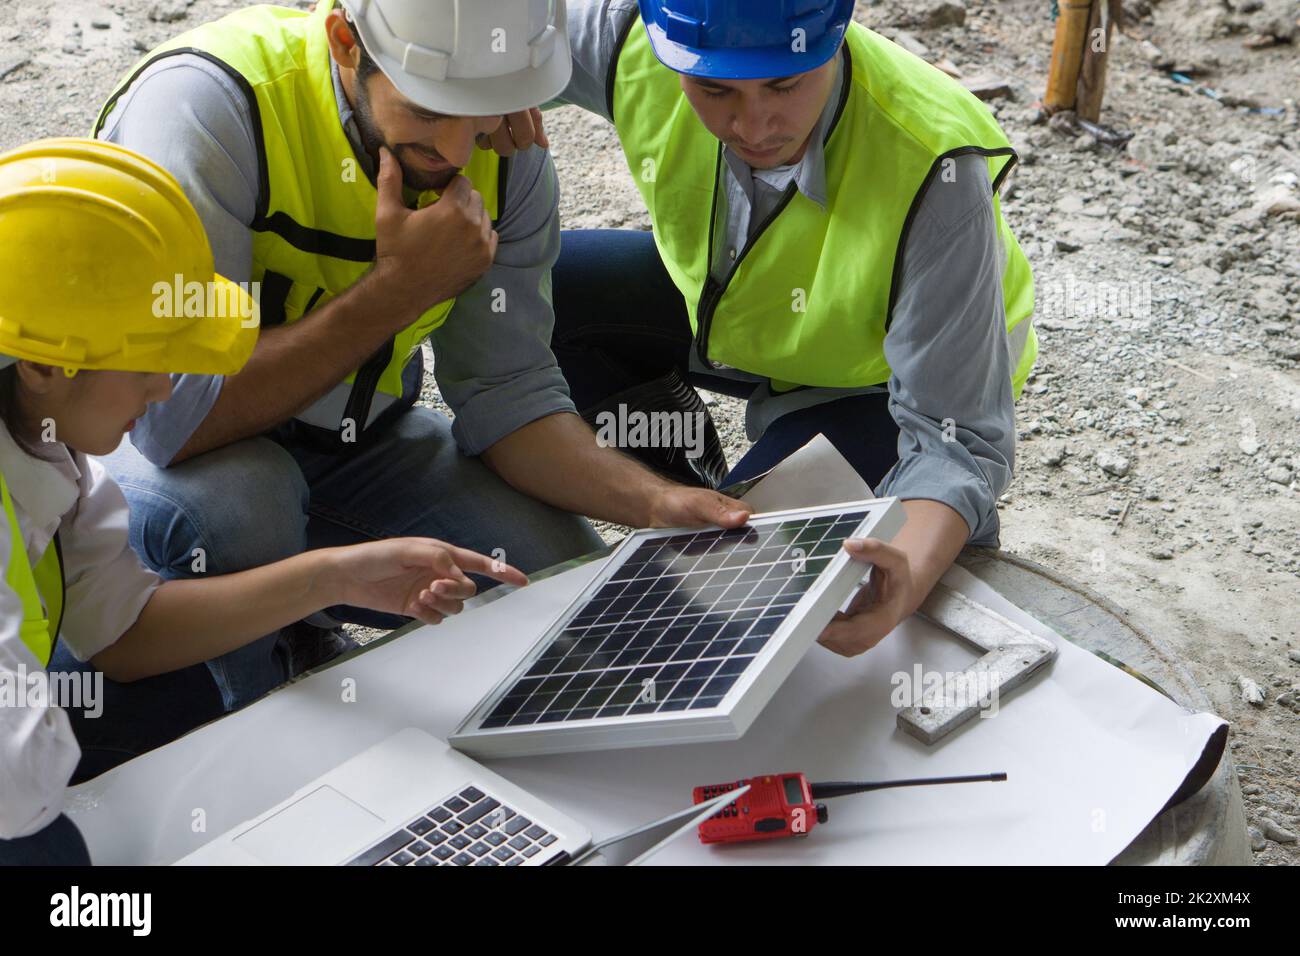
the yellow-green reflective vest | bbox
[94,1,503,445]
[610,17,1037,396]
[1,472,64,667]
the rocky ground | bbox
[1,0,1295,863]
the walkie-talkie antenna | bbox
[809,772,1007,800]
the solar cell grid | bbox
[478,512,869,729]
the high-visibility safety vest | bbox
[609,16,1037,396]
[94,1,504,447]
[1,473,65,667]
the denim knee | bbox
[0,814,91,866]
[104,437,311,578]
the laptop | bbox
[177,727,746,866]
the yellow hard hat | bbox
[0,138,257,375]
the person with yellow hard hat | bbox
[89,0,752,718]
[0,138,526,864]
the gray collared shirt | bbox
[557,0,1022,545]
[98,52,575,462]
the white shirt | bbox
[0,424,161,838]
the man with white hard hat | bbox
[69,0,751,735]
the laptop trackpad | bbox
[233,785,383,866]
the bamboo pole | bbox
[1075,0,1122,121]
[1045,0,1093,112]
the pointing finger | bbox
[447,546,529,587]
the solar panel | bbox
[450,499,905,758]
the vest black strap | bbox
[341,339,395,445]
[253,211,376,262]
[885,145,1018,331]
[97,46,383,264]
[94,47,273,224]
[825,43,853,148]
[258,271,294,328]
[50,531,66,648]
[605,7,641,124]
[495,158,510,228]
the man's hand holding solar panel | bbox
[817,498,973,658]
[643,482,754,531]
[642,481,932,663]
[816,536,913,658]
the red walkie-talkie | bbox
[694,771,1007,845]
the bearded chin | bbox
[353,79,459,193]
[396,156,459,193]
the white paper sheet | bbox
[66,436,1226,865]
[735,434,872,512]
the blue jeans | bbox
[97,405,603,715]
[46,644,224,784]
[0,814,91,866]
[551,229,902,488]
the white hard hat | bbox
[338,0,572,117]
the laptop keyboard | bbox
[346,786,561,866]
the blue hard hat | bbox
[637,0,855,80]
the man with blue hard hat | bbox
[550,0,1037,657]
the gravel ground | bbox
[2,0,1295,863]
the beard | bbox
[352,76,460,193]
